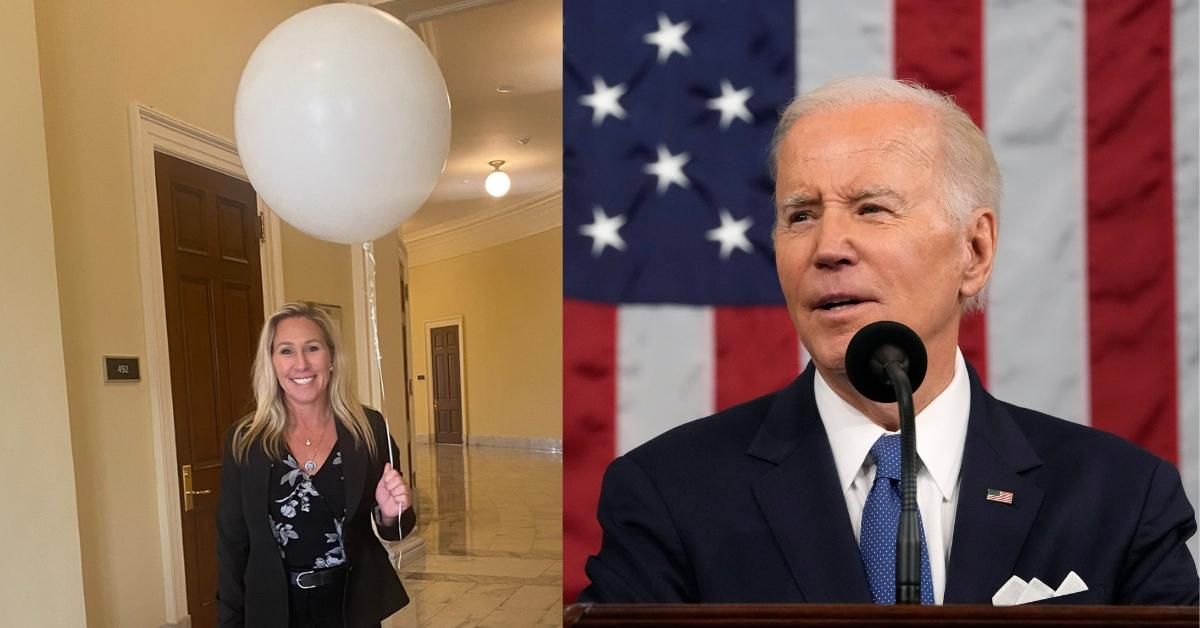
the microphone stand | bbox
[884,359,921,605]
[846,321,929,605]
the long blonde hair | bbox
[232,302,377,463]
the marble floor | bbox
[383,443,563,627]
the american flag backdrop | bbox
[563,0,1199,603]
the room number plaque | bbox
[104,356,140,382]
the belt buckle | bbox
[294,570,317,590]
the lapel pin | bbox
[986,488,1015,505]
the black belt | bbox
[288,565,346,590]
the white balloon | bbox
[235,4,450,244]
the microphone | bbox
[845,321,928,402]
[845,321,927,605]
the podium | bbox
[564,603,1199,626]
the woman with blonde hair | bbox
[217,302,414,627]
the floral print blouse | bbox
[268,443,346,571]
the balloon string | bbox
[363,242,399,537]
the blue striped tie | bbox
[859,434,935,604]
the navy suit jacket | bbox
[581,364,1199,604]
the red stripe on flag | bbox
[715,306,800,411]
[894,0,989,383]
[1085,0,1178,463]
[563,299,617,602]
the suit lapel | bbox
[748,367,873,603]
[944,366,1044,603]
[338,420,367,521]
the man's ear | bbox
[960,206,997,300]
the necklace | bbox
[294,420,331,474]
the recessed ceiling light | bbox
[496,85,515,93]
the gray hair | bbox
[770,77,1000,311]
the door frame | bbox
[129,102,285,623]
[349,235,415,449]
[422,316,468,442]
[351,242,383,409]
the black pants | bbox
[286,589,383,628]
[287,578,345,628]
[286,572,382,628]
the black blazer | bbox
[217,407,417,627]
[581,363,1199,605]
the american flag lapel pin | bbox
[986,488,1015,505]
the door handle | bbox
[181,464,211,511]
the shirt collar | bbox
[815,348,971,501]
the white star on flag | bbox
[643,13,691,64]
[643,144,691,195]
[579,206,627,257]
[707,79,755,129]
[580,77,628,127]
[706,209,754,260]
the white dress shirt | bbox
[814,348,971,604]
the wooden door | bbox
[430,325,463,444]
[156,151,264,628]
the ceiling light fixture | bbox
[484,160,511,198]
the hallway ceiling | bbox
[372,0,563,234]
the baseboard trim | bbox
[414,433,562,453]
[467,435,562,453]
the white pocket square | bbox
[992,571,1089,606]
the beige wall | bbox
[34,1,320,625]
[281,221,359,385]
[409,228,562,441]
[0,1,87,625]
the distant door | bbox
[156,151,264,628]
[430,325,463,444]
